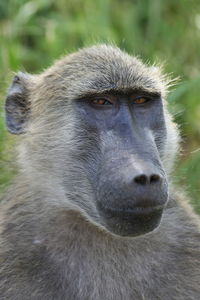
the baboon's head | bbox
[5,45,179,237]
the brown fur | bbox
[0,45,200,299]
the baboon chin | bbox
[1,45,200,299]
[98,202,164,237]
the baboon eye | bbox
[133,97,149,104]
[91,99,112,105]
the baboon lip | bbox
[103,205,163,215]
[97,202,164,218]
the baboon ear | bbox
[5,72,31,134]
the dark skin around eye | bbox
[90,96,149,106]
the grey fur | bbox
[0,45,200,299]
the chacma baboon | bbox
[0,45,200,300]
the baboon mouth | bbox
[99,204,164,215]
[98,204,163,237]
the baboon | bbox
[0,45,200,300]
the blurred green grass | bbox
[0,0,200,211]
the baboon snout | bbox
[99,169,168,209]
[96,162,168,237]
[129,168,168,207]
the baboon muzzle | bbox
[96,156,168,237]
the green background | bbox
[0,0,200,212]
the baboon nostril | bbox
[134,174,148,185]
[134,174,161,185]
[150,174,160,183]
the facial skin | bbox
[75,91,168,237]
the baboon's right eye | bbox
[91,99,112,105]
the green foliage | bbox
[0,0,200,210]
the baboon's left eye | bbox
[91,99,112,105]
[133,97,149,104]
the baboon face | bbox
[74,91,168,237]
[6,45,178,237]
